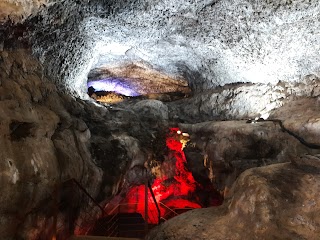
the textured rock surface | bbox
[146,155,320,240]
[169,76,320,123]
[145,97,320,239]
[0,0,50,23]
[0,48,103,239]
[83,0,320,89]
[3,0,316,97]
[180,117,319,196]
[0,48,163,239]
[132,100,169,120]
[271,97,320,145]
[169,83,285,122]
[1,1,320,239]
[87,63,190,96]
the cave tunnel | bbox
[1,0,320,240]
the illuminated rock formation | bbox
[1,0,320,239]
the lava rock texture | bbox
[1,0,320,239]
[0,48,160,239]
[146,155,320,240]
[2,0,318,96]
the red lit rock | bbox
[146,155,320,240]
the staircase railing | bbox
[51,178,109,240]
[159,202,178,221]
[51,177,194,239]
[148,181,161,224]
[67,179,106,214]
[103,180,161,238]
[104,204,121,237]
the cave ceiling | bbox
[1,0,320,96]
[1,2,320,239]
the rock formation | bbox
[146,155,320,240]
[0,0,320,239]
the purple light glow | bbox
[87,78,140,97]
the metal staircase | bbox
[47,178,196,240]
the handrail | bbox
[104,180,161,236]
[55,177,196,238]
[159,202,178,216]
[148,181,161,225]
[107,204,121,216]
[67,178,106,214]
[174,207,195,211]
[52,178,174,239]
[105,205,120,237]
[52,178,110,239]
[148,203,159,224]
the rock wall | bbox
[168,76,320,123]
[0,47,174,239]
[0,0,50,23]
[180,118,319,197]
[146,95,320,239]
[2,2,320,238]
[146,154,320,240]
[1,43,320,240]
[0,48,101,239]
[1,0,317,98]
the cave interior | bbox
[0,0,320,240]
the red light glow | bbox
[105,128,222,225]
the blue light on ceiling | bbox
[87,78,140,97]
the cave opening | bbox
[86,62,192,104]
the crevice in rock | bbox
[9,121,35,141]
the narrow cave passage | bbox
[79,60,225,238]
[86,63,191,104]
[2,1,320,239]
[123,128,223,220]
[86,128,223,238]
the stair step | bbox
[69,236,142,240]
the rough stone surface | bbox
[180,118,318,196]
[271,97,320,145]
[133,100,169,120]
[167,76,320,123]
[0,0,50,23]
[87,63,190,96]
[1,1,320,239]
[83,0,320,91]
[146,155,320,240]
[169,83,285,122]
[0,48,164,239]
[0,48,104,239]
[2,0,317,97]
